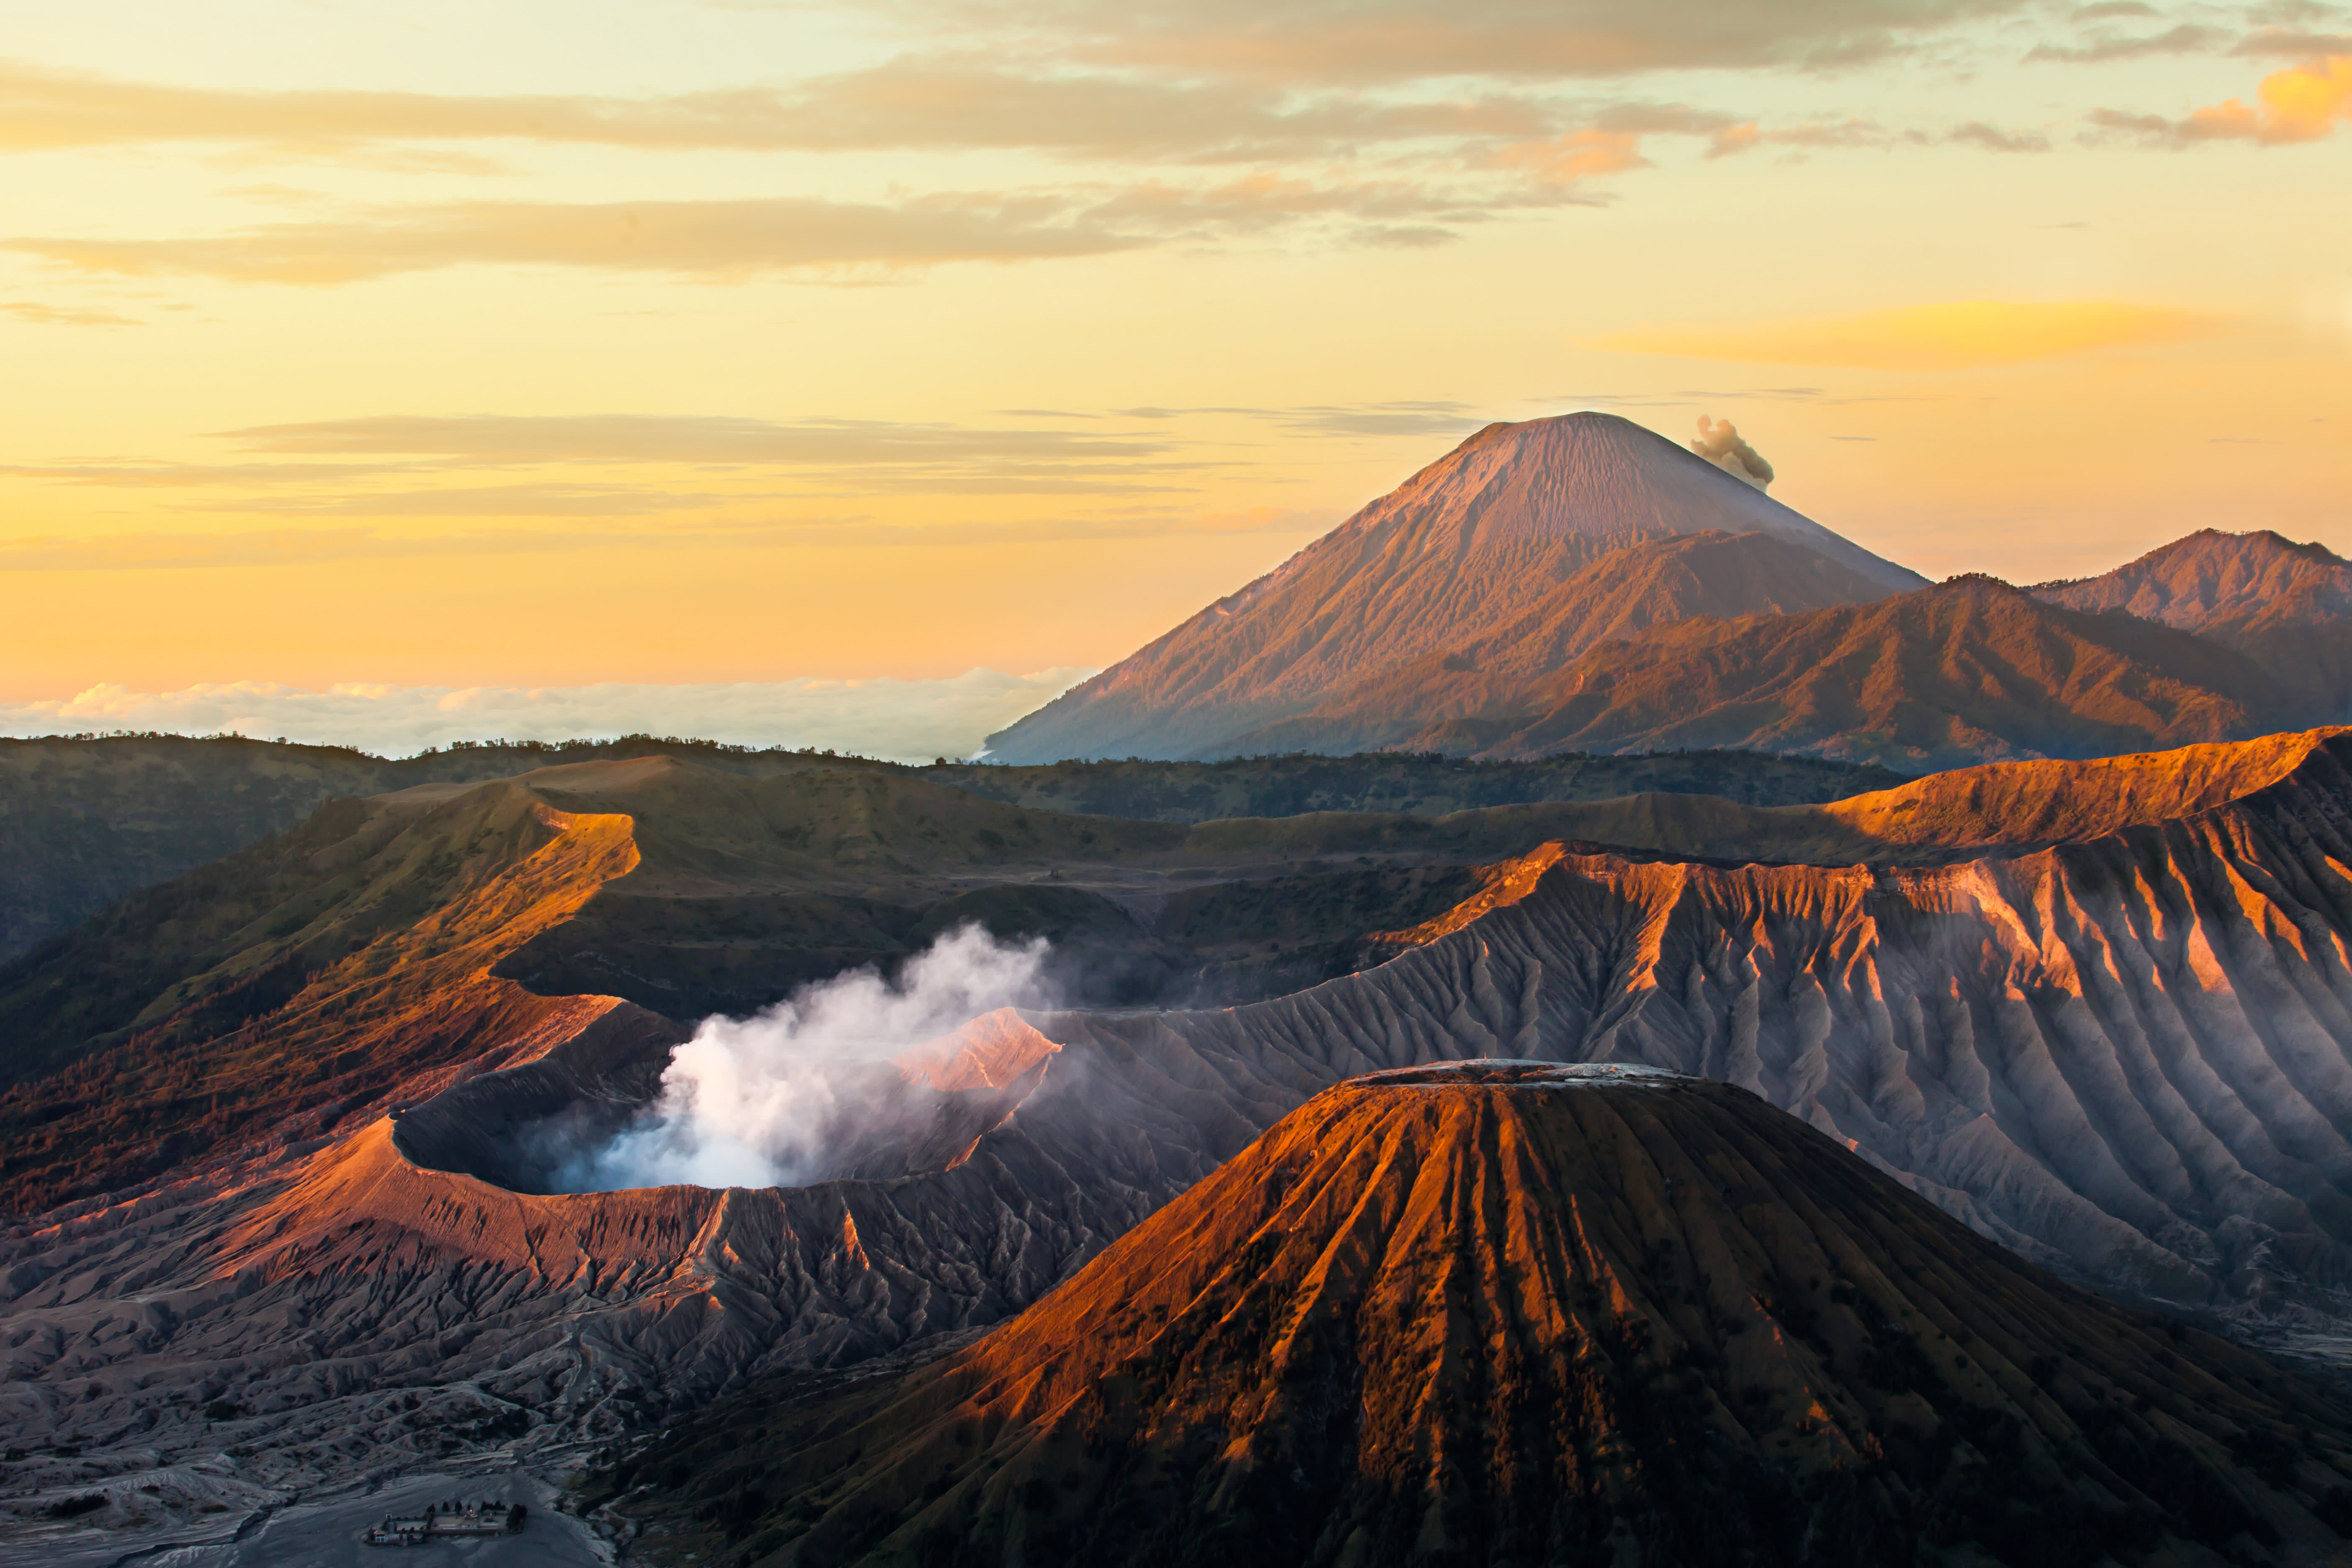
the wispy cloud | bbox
[0,1,2043,178]
[2,157,1645,285]
[1054,399,1491,435]
[0,54,1564,164]
[0,504,1327,570]
[0,526,621,570]
[3,193,1148,284]
[0,670,1094,761]
[1589,299,2231,369]
[1009,0,2035,83]
[0,409,1238,519]
[1949,120,2052,151]
[2233,28,2352,59]
[2092,52,2352,143]
[2181,53,2352,141]
[0,300,140,326]
[2024,23,2230,63]
[212,412,1175,465]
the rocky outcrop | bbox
[597,1065,2352,1568]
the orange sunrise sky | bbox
[2,0,2347,748]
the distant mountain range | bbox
[985,415,2352,768]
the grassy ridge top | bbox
[3,728,2337,1219]
[927,748,1907,823]
[0,735,1904,963]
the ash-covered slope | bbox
[18,732,2352,1549]
[1219,529,1898,757]
[985,413,1921,763]
[2035,529,2352,724]
[2033,528,2352,635]
[0,735,1900,980]
[601,1064,2352,1568]
[1403,573,2290,769]
[0,732,863,965]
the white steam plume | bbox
[1691,416,1774,490]
[558,924,1054,1191]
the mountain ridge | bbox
[592,1063,2352,1567]
[985,413,1923,763]
[15,729,2352,1545]
[1382,573,2295,769]
[2032,528,2352,727]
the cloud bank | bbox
[0,670,1092,763]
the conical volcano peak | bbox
[1351,1057,1689,1090]
[984,410,1922,762]
[608,1044,2352,1566]
[1322,410,1901,577]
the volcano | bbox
[598,1062,2352,1567]
[984,413,1922,763]
[1393,573,2292,769]
[2034,529,2352,725]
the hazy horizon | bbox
[5,1,2347,704]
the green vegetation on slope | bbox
[0,759,1493,1215]
[928,748,1906,823]
[0,734,1904,964]
[0,784,638,1214]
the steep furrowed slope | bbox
[1051,730,2352,1332]
[13,732,2352,1541]
[1422,575,2291,768]
[0,781,645,1213]
[987,413,1920,763]
[598,1067,2352,1568]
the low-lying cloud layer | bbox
[557,924,1055,1191]
[0,670,1091,762]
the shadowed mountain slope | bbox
[15,754,1842,1216]
[0,779,661,1213]
[986,414,1922,763]
[597,1065,2352,1568]
[2034,530,2352,725]
[0,735,1903,969]
[1393,574,2292,769]
[928,747,1905,822]
[2033,529,2352,636]
[1219,529,1901,757]
[0,733,873,965]
[15,733,2352,1535]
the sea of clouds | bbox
[556,924,1055,1191]
[0,668,1091,763]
